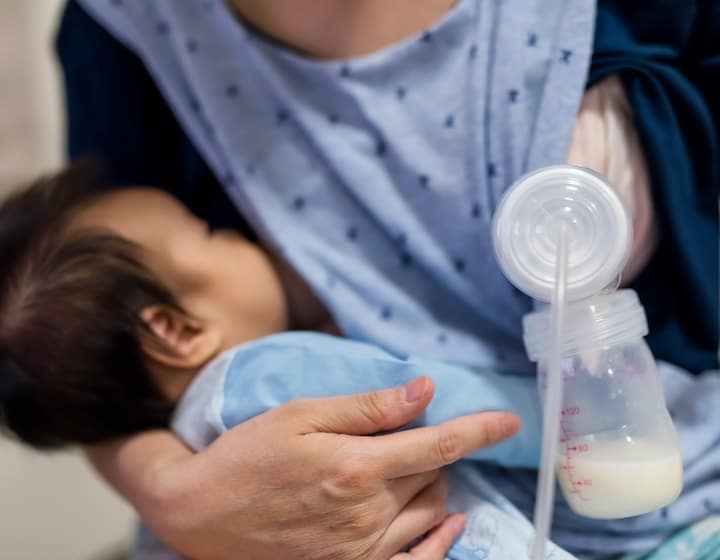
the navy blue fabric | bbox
[56,0,718,372]
[56,0,254,238]
[588,1,719,372]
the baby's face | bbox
[73,188,289,350]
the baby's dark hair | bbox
[0,166,176,449]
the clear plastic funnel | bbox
[493,165,631,302]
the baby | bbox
[0,167,571,559]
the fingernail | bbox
[404,377,427,402]
[449,513,467,535]
[453,513,467,531]
[499,414,520,438]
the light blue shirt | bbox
[78,0,595,375]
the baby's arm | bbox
[202,332,541,468]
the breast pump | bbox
[492,166,683,557]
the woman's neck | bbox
[229,0,456,59]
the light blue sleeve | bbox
[220,332,541,467]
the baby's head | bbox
[0,167,288,448]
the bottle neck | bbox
[523,289,648,362]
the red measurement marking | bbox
[561,406,581,416]
[559,421,591,503]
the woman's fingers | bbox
[378,474,449,558]
[387,469,442,513]
[395,514,467,559]
[372,411,520,479]
[288,376,435,435]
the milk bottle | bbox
[493,165,683,520]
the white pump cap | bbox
[492,165,631,302]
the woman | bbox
[56,0,718,558]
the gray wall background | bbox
[0,2,136,558]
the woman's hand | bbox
[88,376,519,560]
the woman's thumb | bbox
[295,376,435,435]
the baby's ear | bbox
[139,305,221,369]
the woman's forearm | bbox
[83,429,191,520]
